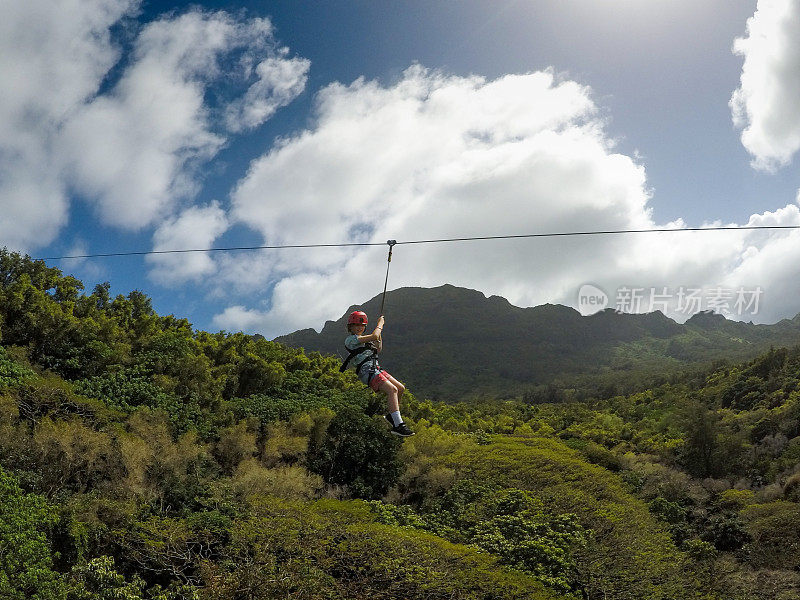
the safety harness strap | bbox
[340,343,377,373]
[355,354,376,375]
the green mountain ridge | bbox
[275,284,800,400]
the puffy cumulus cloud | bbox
[225,53,311,132]
[731,0,800,171]
[575,201,800,325]
[0,0,134,126]
[718,200,800,323]
[147,202,229,284]
[212,270,359,335]
[216,66,800,338]
[59,9,309,229]
[212,305,272,333]
[0,0,136,250]
[0,155,68,252]
[0,1,308,250]
[220,66,656,335]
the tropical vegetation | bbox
[1,249,798,599]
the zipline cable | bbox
[35,224,800,261]
[39,241,386,260]
[392,225,800,245]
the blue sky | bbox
[4,0,800,337]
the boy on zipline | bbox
[342,311,414,437]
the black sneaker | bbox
[391,422,415,437]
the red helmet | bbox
[348,311,368,326]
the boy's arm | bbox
[356,315,385,344]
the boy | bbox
[342,311,414,437]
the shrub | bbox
[421,482,586,594]
[31,417,117,497]
[261,420,308,467]
[306,407,402,499]
[0,346,33,389]
[213,420,257,474]
[740,501,800,570]
[0,468,64,600]
[232,460,323,501]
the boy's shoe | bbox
[390,422,415,437]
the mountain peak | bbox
[685,310,728,329]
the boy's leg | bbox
[376,379,414,436]
[384,374,405,401]
[378,375,407,430]
[377,380,399,413]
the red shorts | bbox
[369,369,391,391]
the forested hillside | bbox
[276,284,800,400]
[1,249,798,599]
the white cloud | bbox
[212,305,272,333]
[219,67,655,335]
[225,54,311,132]
[211,66,800,338]
[0,0,136,250]
[731,0,800,171]
[59,10,308,230]
[0,2,308,251]
[230,67,614,272]
[0,156,68,252]
[147,201,229,284]
[717,198,800,321]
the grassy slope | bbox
[439,436,699,600]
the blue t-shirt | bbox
[344,334,379,380]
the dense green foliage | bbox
[0,250,560,599]
[1,248,799,598]
[0,468,63,599]
[0,345,34,388]
[370,482,585,594]
[397,347,800,598]
[395,433,698,599]
[306,406,403,498]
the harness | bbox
[340,342,379,376]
